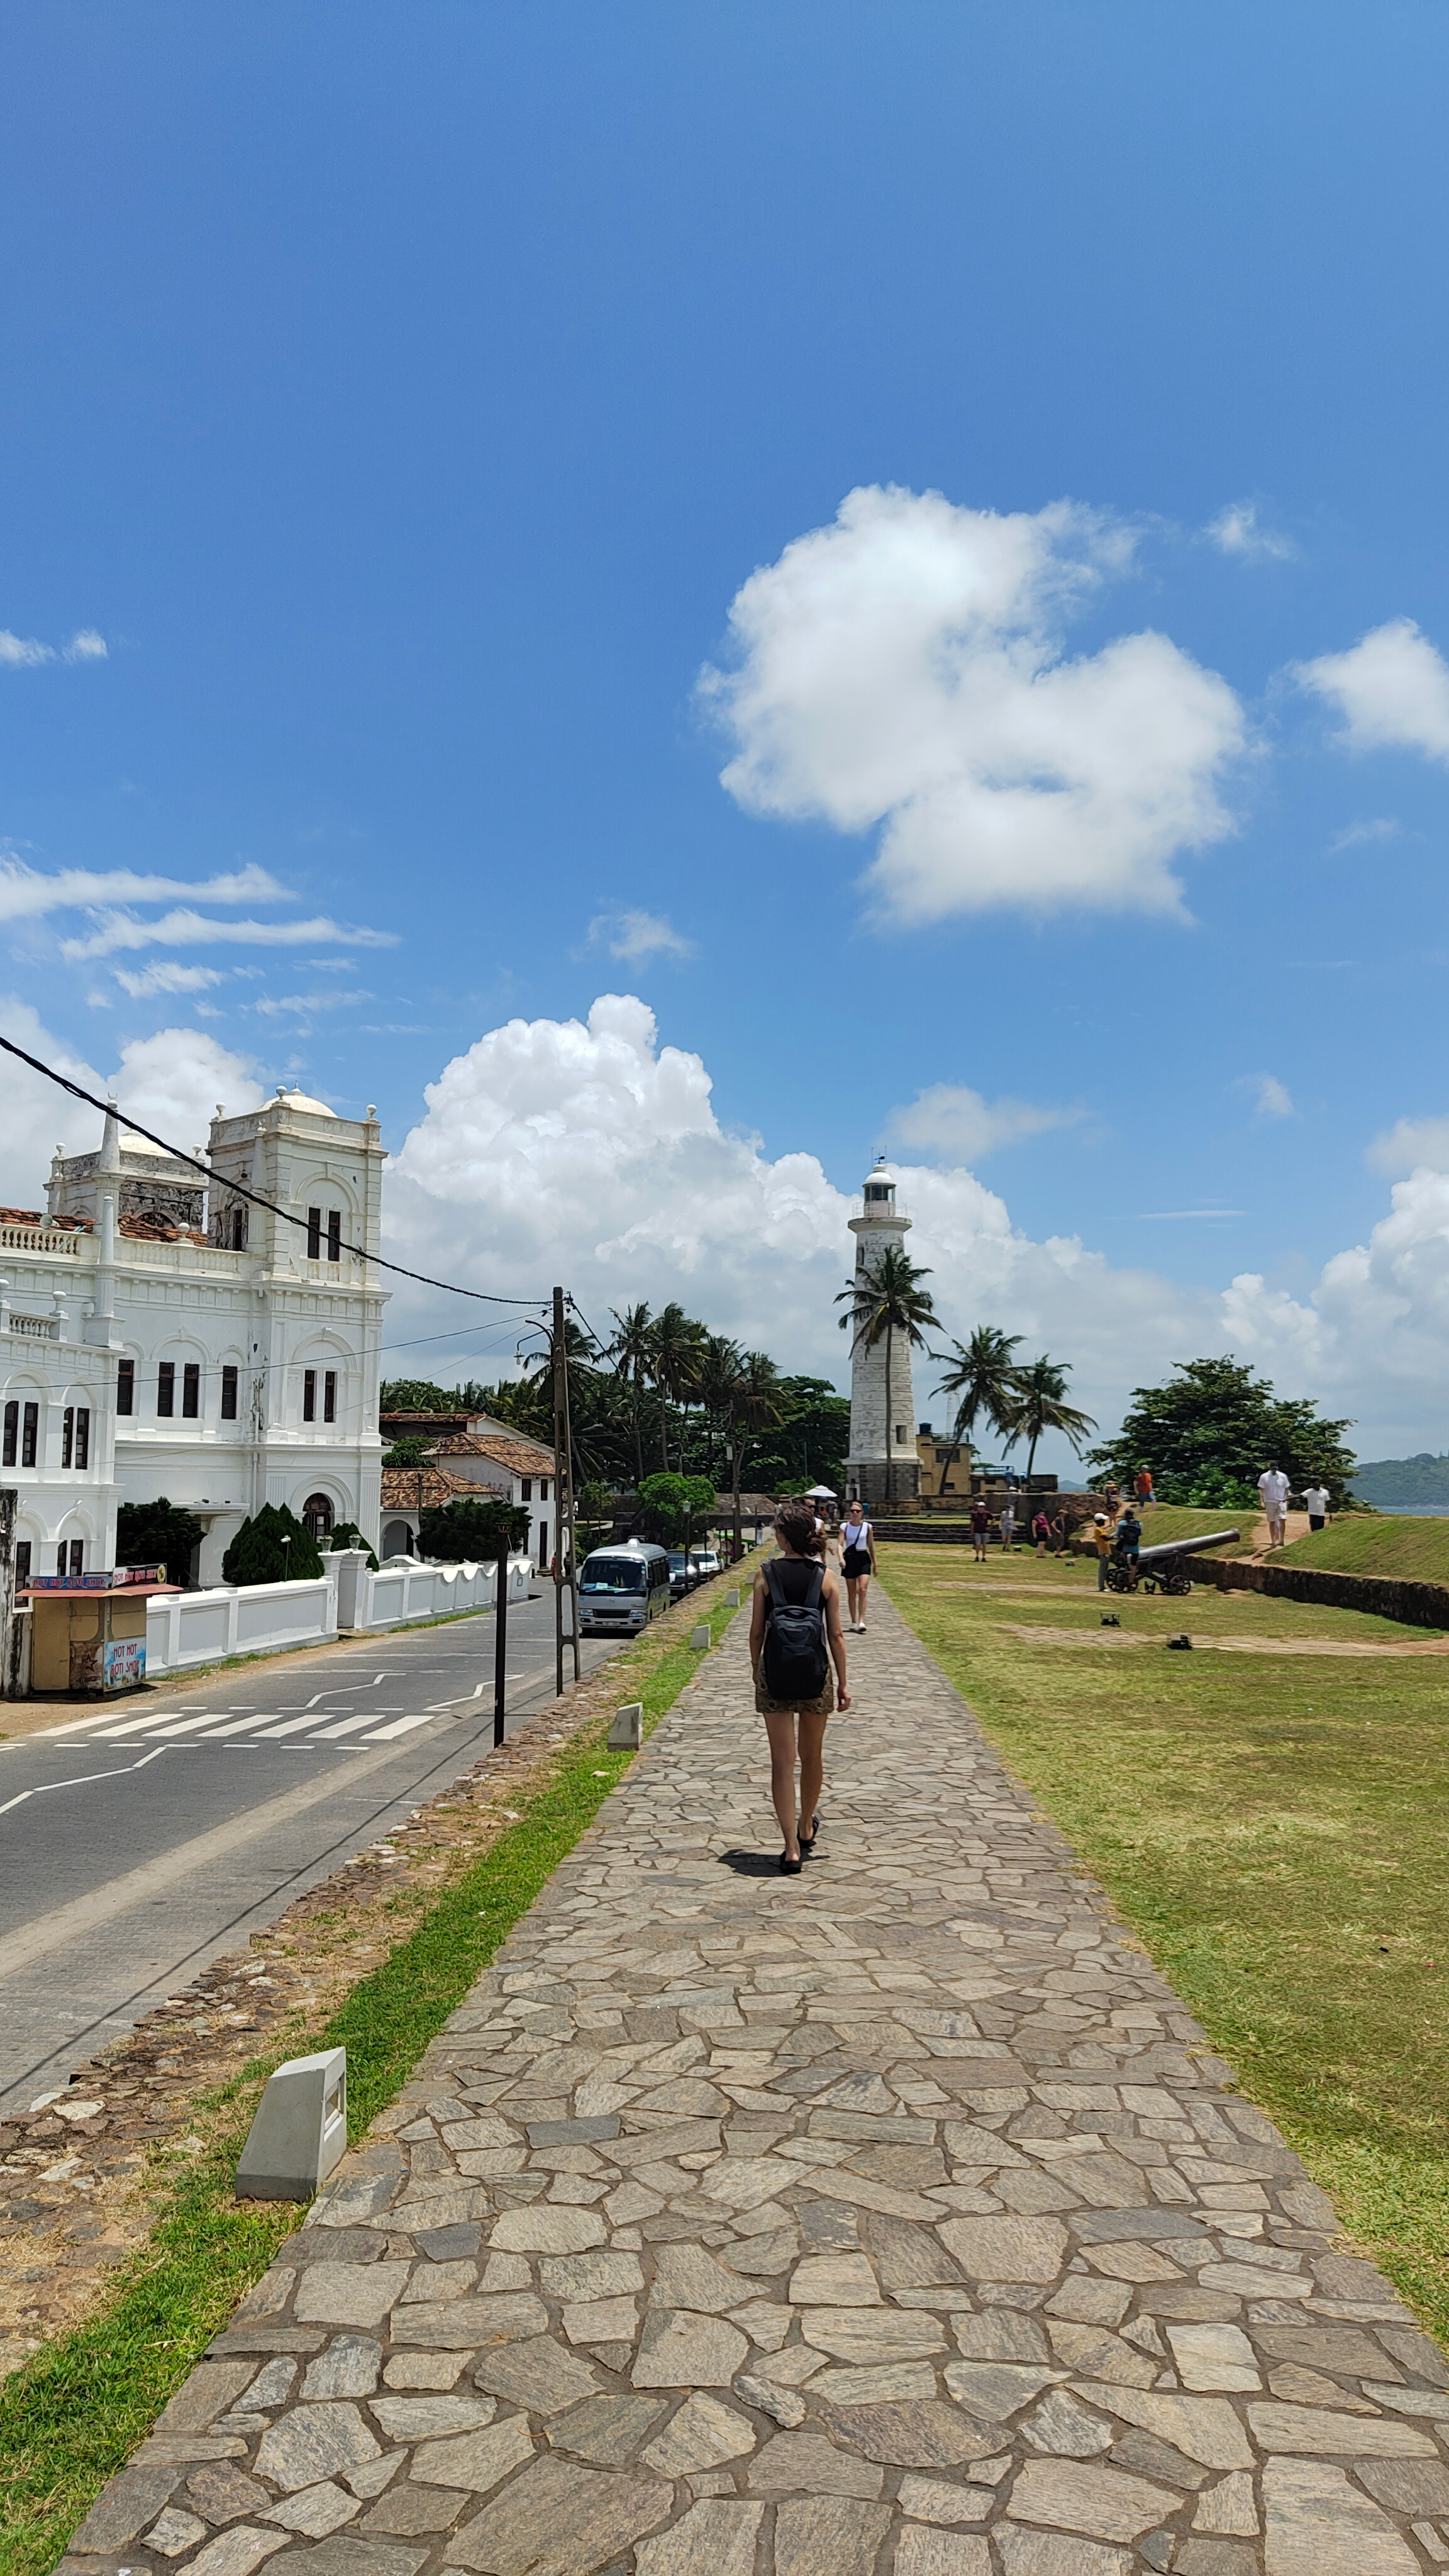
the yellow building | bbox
[916,1424,971,1504]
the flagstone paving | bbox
[58,1587,1449,2575]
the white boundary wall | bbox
[337,1552,530,1632]
[143,1552,530,1674]
[146,1567,340,1675]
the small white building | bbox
[843,1158,920,1507]
[380,1416,558,1568]
[0,1087,386,1586]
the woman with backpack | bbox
[750,1498,852,1874]
[839,1499,876,1631]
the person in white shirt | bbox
[1258,1463,1291,1547]
[840,1501,877,1631]
[1302,1484,1331,1533]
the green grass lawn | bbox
[880,1541,1449,2343]
[1128,1502,1255,1550]
[1281,1513,1449,1582]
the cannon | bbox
[1104,1528,1240,1597]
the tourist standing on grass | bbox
[1258,1462,1291,1547]
[1092,1511,1114,1591]
[1031,1507,1051,1557]
[1114,1506,1143,1589]
[1000,1498,1016,1552]
[1302,1482,1330,1533]
[750,1499,850,1874]
[840,1500,876,1631]
[970,1496,991,1562]
[1135,1463,1155,1509]
[1049,1509,1068,1557]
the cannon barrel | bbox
[1135,1528,1240,1567]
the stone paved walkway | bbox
[60,1588,1449,2576]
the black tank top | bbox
[770,1554,823,1602]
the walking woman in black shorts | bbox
[750,1499,851,1872]
[840,1499,876,1631]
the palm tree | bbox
[608,1302,653,1487]
[648,1304,706,1471]
[836,1245,938,1505]
[731,1350,786,1560]
[1001,1354,1097,1485]
[696,1335,745,1484]
[930,1324,1024,1501]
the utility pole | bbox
[493,1511,509,1748]
[552,1285,580,1692]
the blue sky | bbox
[4,3,1449,1453]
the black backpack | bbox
[762,1559,830,1701]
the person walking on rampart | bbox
[750,1499,850,1874]
[840,1499,876,1631]
[1258,1462,1291,1548]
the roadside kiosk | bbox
[21,1565,180,1696]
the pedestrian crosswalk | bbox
[33,1678,494,1752]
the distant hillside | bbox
[1350,1452,1449,1508]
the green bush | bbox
[221,1503,323,1587]
[1157,1466,1261,1512]
[418,1496,530,1563]
[114,1497,204,1583]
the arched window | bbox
[303,1492,334,1539]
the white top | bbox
[1258,1469,1291,1509]
[1302,1487,1330,1516]
[843,1519,873,1548]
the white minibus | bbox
[577,1540,672,1636]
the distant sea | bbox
[1368,1501,1449,1516]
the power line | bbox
[0,1031,547,1312]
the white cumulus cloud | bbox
[702,484,1246,923]
[0,1008,264,1196]
[1366,1115,1449,1176]
[588,910,695,962]
[110,1028,265,1148]
[1297,618,1449,764]
[888,1083,1083,1160]
[384,992,1218,1440]
[1205,502,1295,562]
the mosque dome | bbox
[274,1086,338,1118]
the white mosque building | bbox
[0,1086,386,1587]
[843,1158,921,1507]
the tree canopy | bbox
[636,1472,715,1548]
[419,1494,531,1562]
[1087,1357,1358,1506]
[116,1496,204,1581]
[222,1503,323,1587]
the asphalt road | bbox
[0,1589,628,2112]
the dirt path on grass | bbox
[997,1621,1449,1658]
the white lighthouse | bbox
[844,1158,920,1508]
